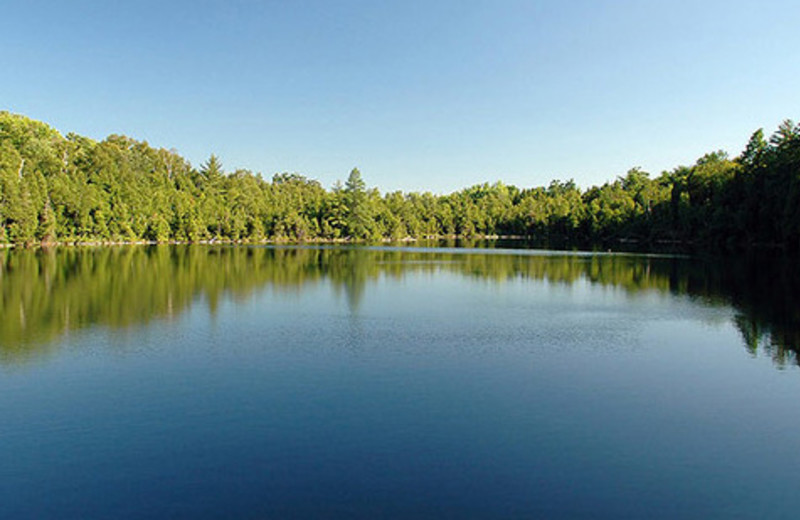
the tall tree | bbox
[343,168,373,239]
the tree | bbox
[343,168,373,239]
[36,198,57,244]
[739,129,768,170]
[345,167,366,193]
[199,154,226,238]
[200,154,224,183]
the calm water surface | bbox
[1,245,799,519]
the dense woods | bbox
[1,111,798,249]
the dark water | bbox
[1,245,799,519]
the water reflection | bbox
[1,245,798,367]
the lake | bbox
[1,244,799,519]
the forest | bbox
[1,111,799,249]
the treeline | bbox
[1,111,798,248]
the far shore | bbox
[1,235,508,249]
[0,235,726,254]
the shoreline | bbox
[1,235,505,249]
[0,235,790,254]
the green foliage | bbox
[343,168,374,239]
[0,111,798,250]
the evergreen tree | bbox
[343,168,373,239]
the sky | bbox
[2,0,798,193]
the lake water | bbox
[1,245,799,519]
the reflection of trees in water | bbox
[713,255,800,367]
[325,248,372,313]
[1,246,798,367]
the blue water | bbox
[1,246,799,518]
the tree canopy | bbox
[1,111,798,250]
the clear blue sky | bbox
[2,0,798,193]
